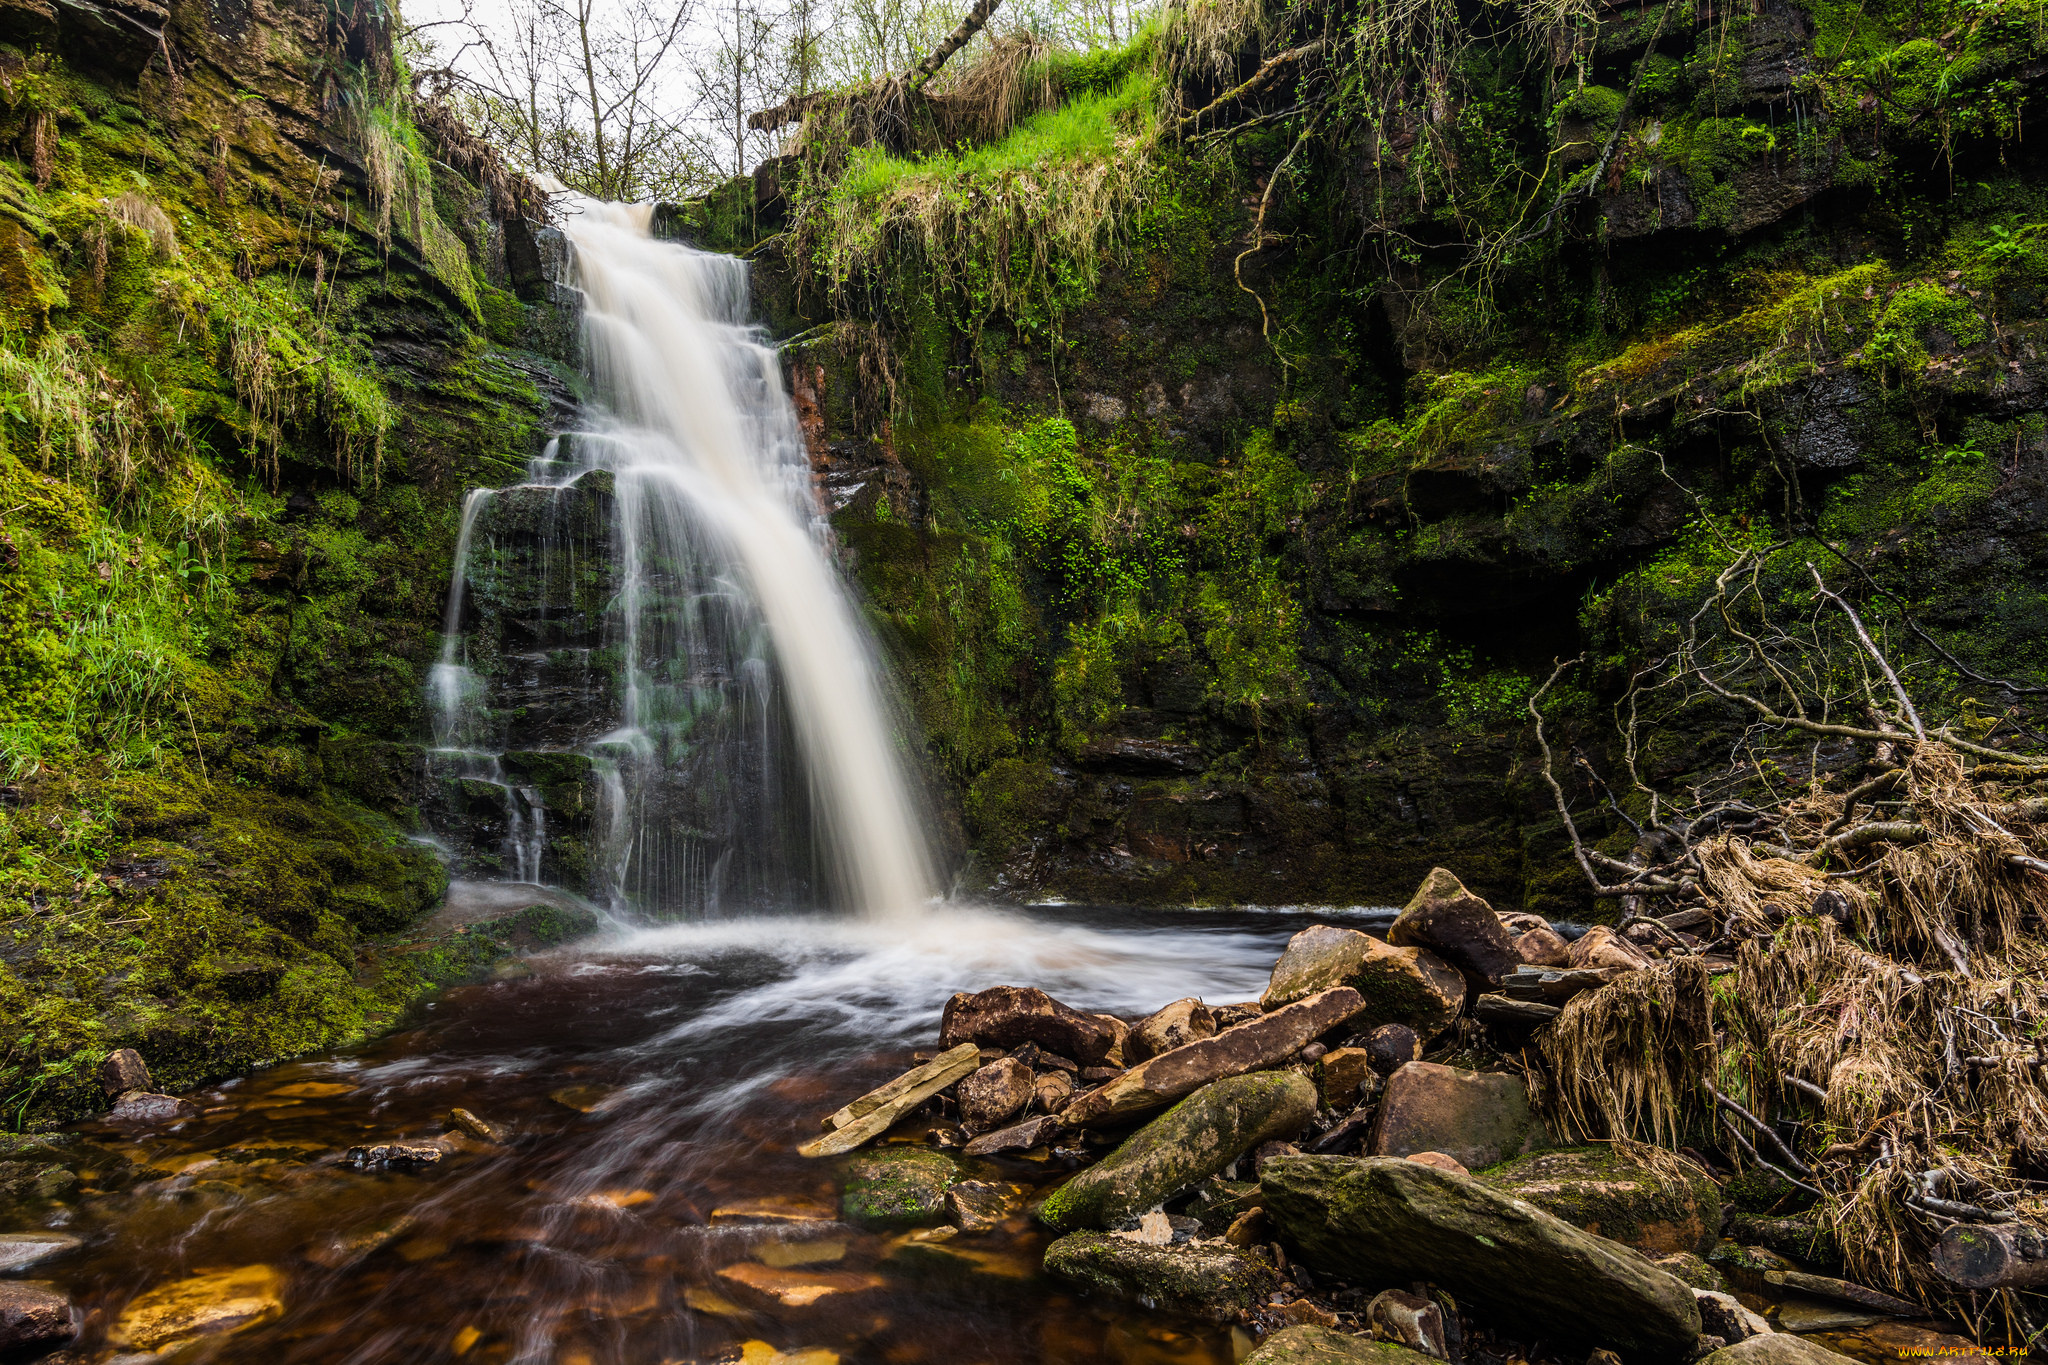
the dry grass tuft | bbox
[108,191,178,260]
[1542,956,1711,1147]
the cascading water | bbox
[427,199,934,919]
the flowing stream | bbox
[426,199,932,919]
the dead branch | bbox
[908,0,1005,91]
[1809,564,1925,740]
[1169,40,1326,140]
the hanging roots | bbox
[1541,956,1711,1147]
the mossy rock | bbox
[1242,1325,1440,1363]
[1476,1146,1721,1256]
[841,1150,959,1228]
[1042,1232,1277,1322]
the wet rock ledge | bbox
[793,868,1997,1365]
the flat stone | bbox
[803,1044,981,1157]
[840,1149,957,1228]
[714,1262,886,1310]
[1700,1335,1861,1364]
[345,1143,444,1169]
[939,986,1124,1066]
[958,1057,1035,1132]
[1261,1155,1701,1361]
[1388,867,1519,988]
[109,1264,286,1350]
[755,1239,846,1268]
[1371,1063,1544,1171]
[1042,1232,1276,1321]
[0,1232,81,1274]
[1477,1145,1720,1255]
[1129,998,1217,1060]
[1063,988,1363,1127]
[447,1108,510,1143]
[1242,1325,1441,1363]
[1763,1269,1916,1317]
[883,1230,1037,1284]
[548,1084,619,1113]
[1041,1071,1317,1230]
[962,1114,1063,1156]
[709,1197,839,1225]
[1405,1151,1467,1176]
[1262,927,1465,1039]
[0,1281,75,1355]
[1771,1297,1883,1332]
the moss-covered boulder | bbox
[1242,1326,1439,1364]
[1477,1146,1721,1256]
[840,1150,959,1228]
[1041,1071,1317,1231]
[1262,1155,1702,1362]
[1041,1232,1277,1321]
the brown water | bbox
[23,903,1378,1364]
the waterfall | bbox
[426,198,934,919]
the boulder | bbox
[1361,1024,1422,1075]
[957,1057,1035,1132]
[99,1047,153,1096]
[1314,1047,1378,1107]
[1499,912,1549,935]
[1042,1232,1276,1321]
[1243,1325,1441,1364]
[1388,868,1519,989]
[1700,1337,1860,1365]
[1260,1155,1703,1361]
[0,1232,80,1274]
[940,987,1123,1066]
[1370,1063,1544,1170]
[1365,1289,1448,1359]
[1477,1145,1721,1255]
[962,1114,1062,1156]
[0,1282,74,1356]
[1513,927,1573,967]
[1262,927,1465,1039]
[1041,1071,1317,1230]
[108,1265,286,1351]
[1130,998,1217,1060]
[840,1150,957,1228]
[1063,990,1361,1128]
[1570,925,1653,972]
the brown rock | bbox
[1696,1290,1771,1343]
[100,1047,153,1097]
[961,1114,1063,1156]
[1805,1321,1994,1365]
[1063,988,1366,1127]
[1514,927,1573,967]
[1033,1071,1075,1112]
[1366,1289,1448,1359]
[1314,1047,1378,1107]
[1499,912,1550,935]
[1570,926,1653,972]
[947,1180,1023,1232]
[1370,1062,1543,1170]
[109,1265,285,1351]
[109,1091,199,1124]
[1243,1325,1443,1363]
[1700,1337,1861,1364]
[1262,927,1465,1039]
[804,1043,981,1157]
[957,1057,1035,1132]
[939,987,1124,1065]
[447,1108,510,1143]
[1130,998,1216,1061]
[0,1282,75,1357]
[1405,1151,1468,1176]
[1362,1024,1422,1075]
[1212,1001,1262,1028]
[1388,868,1520,989]
[714,1262,886,1310]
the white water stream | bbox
[428,199,934,919]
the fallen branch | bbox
[1933,1223,2048,1288]
[1169,40,1325,139]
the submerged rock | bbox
[109,1264,286,1351]
[1371,1063,1544,1170]
[1129,998,1217,1060]
[1477,1145,1720,1256]
[0,1281,75,1356]
[1041,1232,1276,1320]
[1261,1155,1702,1361]
[0,1232,80,1275]
[1388,868,1519,989]
[446,1107,510,1144]
[947,1179,1023,1233]
[840,1149,957,1228]
[1261,927,1465,1039]
[1242,1325,1440,1363]
[957,1057,1035,1132]
[940,986,1125,1066]
[714,1262,886,1310]
[345,1142,444,1169]
[1041,1071,1317,1230]
[1063,989,1362,1127]
[108,1091,199,1125]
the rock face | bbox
[1130,998,1217,1060]
[1042,1232,1277,1320]
[0,1281,75,1357]
[1261,1156,1703,1361]
[841,1150,958,1228]
[957,1057,1035,1132]
[108,1265,287,1351]
[939,987,1124,1065]
[1041,1071,1318,1230]
[1478,1145,1721,1255]
[1700,1337,1860,1364]
[1370,1063,1544,1170]
[1388,868,1519,989]
[1261,927,1465,1039]
[1063,989,1363,1127]
[1243,1325,1440,1363]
